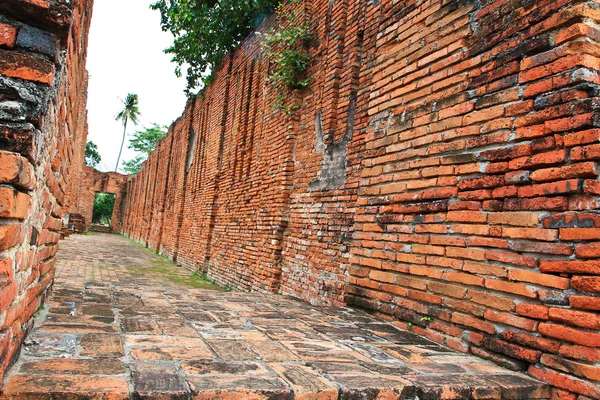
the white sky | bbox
[86,0,187,172]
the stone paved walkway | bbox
[2,233,549,399]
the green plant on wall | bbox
[261,0,310,115]
[151,0,280,95]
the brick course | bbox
[120,0,600,397]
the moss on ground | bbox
[115,234,224,290]
[130,264,221,290]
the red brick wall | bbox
[121,0,600,397]
[0,0,93,381]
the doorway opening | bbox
[92,192,116,230]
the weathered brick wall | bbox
[121,0,600,397]
[0,0,93,381]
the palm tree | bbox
[114,93,140,171]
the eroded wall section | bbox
[121,0,600,397]
[0,0,93,381]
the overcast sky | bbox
[86,0,187,172]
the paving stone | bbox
[245,339,301,362]
[309,362,374,375]
[269,363,339,399]
[182,361,270,376]
[313,325,388,343]
[330,374,416,400]
[45,314,115,326]
[281,341,371,363]
[121,317,163,334]
[21,333,77,358]
[155,318,199,337]
[40,323,117,334]
[131,363,190,399]
[485,374,551,399]
[358,323,437,345]
[2,374,130,399]
[125,335,208,348]
[80,304,114,317]
[80,333,124,358]
[194,324,269,341]
[180,311,219,323]
[19,359,125,375]
[130,345,214,361]
[205,339,257,360]
[186,375,291,399]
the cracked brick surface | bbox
[1,233,549,399]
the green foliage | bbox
[115,93,141,172]
[261,1,310,114]
[191,270,215,284]
[115,93,141,126]
[122,124,167,175]
[84,141,101,168]
[151,0,280,95]
[122,156,145,175]
[92,193,116,225]
[128,123,167,154]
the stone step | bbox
[89,224,112,233]
[2,366,551,400]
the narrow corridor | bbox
[2,234,549,399]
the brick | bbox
[516,303,549,320]
[508,150,567,170]
[559,344,600,363]
[508,269,570,289]
[540,260,600,274]
[484,309,537,331]
[0,225,21,251]
[0,151,35,189]
[529,366,600,399]
[488,212,541,227]
[548,308,600,330]
[504,196,568,211]
[0,281,17,312]
[451,313,496,335]
[446,210,487,223]
[541,354,600,382]
[0,48,54,84]
[502,227,558,241]
[530,163,598,183]
[570,295,600,311]
[482,337,541,362]
[501,330,560,353]
[485,278,537,298]
[0,23,17,47]
[467,290,515,311]
[427,281,467,298]
[539,323,600,347]
[545,213,600,229]
[0,186,30,219]
[560,228,600,241]
[575,242,600,258]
